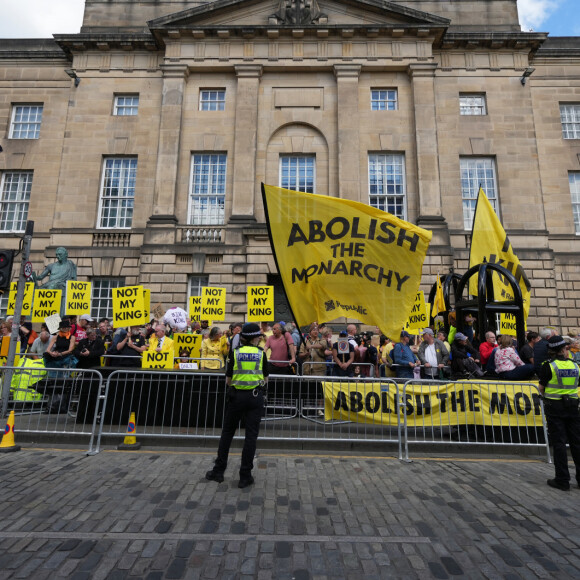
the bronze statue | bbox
[32,247,77,315]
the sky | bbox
[0,0,578,38]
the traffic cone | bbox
[0,411,21,453]
[117,411,141,450]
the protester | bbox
[299,323,329,376]
[479,331,497,367]
[74,327,105,369]
[392,331,420,379]
[43,320,77,370]
[75,314,93,341]
[201,327,228,370]
[97,320,113,344]
[379,335,395,377]
[538,335,580,491]
[264,322,296,375]
[332,330,355,377]
[417,328,449,379]
[450,333,482,377]
[228,322,243,353]
[205,323,268,488]
[115,326,148,367]
[534,327,557,375]
[148,324,174,353]
[519,331,540,365]
[29,330,51,359]
[162,307,189,333]
[493,334,535,381]
[437,330,451,354]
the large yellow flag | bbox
[261,184,432,340]
[431,274,446,318]
[469,188,531,320]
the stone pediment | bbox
[148,0,450,31]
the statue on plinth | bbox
[32,247,77,315]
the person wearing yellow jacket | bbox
[201,327,228,370]
[147,325,174,353]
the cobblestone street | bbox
[0,447,578,579]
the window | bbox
[371,89,397,111]
[91,278,125,321]
[188,276,209,298]
[0,172,32,232]
[189,154,226,225]
[200,90,225,111]
[9,105,43,139]
[560,104,580,139]
[280,156,315,193]
[460,94,487,116]
[0,291,8,318]
[570,173,580,233]
[368,154,406,219]
[98,158,137,229]
[114,95,139,116]
[460,157,498,230]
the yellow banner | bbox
[112,286,146,327]
[189,296,201,322]
[173,333,202,359]
[142,350,174,369]
[261,184,431,339]
[322,381,544,427]
[201,287,226,321]
[469,188,530,320]
[7,282,34,316]
[431,274,445,318]
[65,280,92,316]
[247,286,274,322]
[500,313,527,336]
[31,289,62,322]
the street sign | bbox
[23,261,32,278]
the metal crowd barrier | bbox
[401,379,551,462]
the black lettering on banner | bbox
[436,392,448,412]
[489,393,514,415]
[531,393,543,415]
[514,392,532,415]
[116,288,137,298]
[414,394,431,416]
[334,391,349,411]
[365,391,381,413]
[350,391,363,413]
[450,390,466,413]
[381,391,394,414]
[467,389,480,412]
[250,287,268,296]
[249,307,273,317]
[114,310,143,322]
[403,394,414,416]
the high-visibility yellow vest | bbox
[231,346,265,390]
[545,359,580,400]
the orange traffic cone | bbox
[117,411,141,450]
[0,411,21,453]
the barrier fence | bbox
[0,366,552,462]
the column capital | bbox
[235,64,263,78]
[333,64,362,79]
[160,63,190,79]
[407,63,438,79]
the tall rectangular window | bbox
[200,90,225,111]
[9,105,43,139]
[114,95,139,116]
[0,172,32,232]
[188,276,209,298]
[460,94,487,116]
[570,172,580,233]
[0,292,8,318]
[460,157,498,230]
[280,156,315,193]
[560,104,580,139]
[189,154,226,225]
[371,89,397,111]
[98,158,137,229]
[91,278,125,321]
[368,154,406,219]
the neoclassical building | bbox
[0,0,579,330]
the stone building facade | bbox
[0,0,579,331]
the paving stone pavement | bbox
[0,447,579,579]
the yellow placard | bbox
[247,286,274,322]
[201,287,226,321]
[404,291,427,333]
[189,296,202,322]
[65,280,92,316]
[173,333,202,359]
[7,282,34,316]
[499,313,527,337]
[142,288,150,323]
[142,350,174,369]
[112,285,146,327]
[31,289,62,322]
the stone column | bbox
[408,63,450,247]
[147,63,188,242]
[334,64,361,201]
[229,64,263,224]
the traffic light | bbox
[0,250,14,290]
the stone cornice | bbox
[54,33,159,57]
[438,32,548,52]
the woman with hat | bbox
[43,319,78,370]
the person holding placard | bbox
[115,326,147,367]
[201,327,228,370]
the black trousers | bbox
[213,388,265,479]
[545,399,580,485]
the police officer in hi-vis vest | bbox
[206,323,269,488]
[538,335,580,491]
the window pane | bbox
[371,89,397,111]
[10,105,43,139]
[0,172,32,232]
[570,173,580,233]
[91,278,125,321]
[368,154,406,219]
[114,95,139,116]
[200,90,226,111]
[560,104,580,139]
[280,156,315,193]
[98,158,137,228]
[189,154,226,225]
[460,94,486,116]
[460,158,498,230]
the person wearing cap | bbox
[417,328,449,379]
[75,314,94,342]
[206,322,269,488]
[392,331,420,379]
[450,333,482,377]
[43,319,78,370]
[538,335,580,491]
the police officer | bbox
[538,335,580,491]
[205,322,268,488]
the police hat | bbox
[240,323,262,339]
[547,335,567,350]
